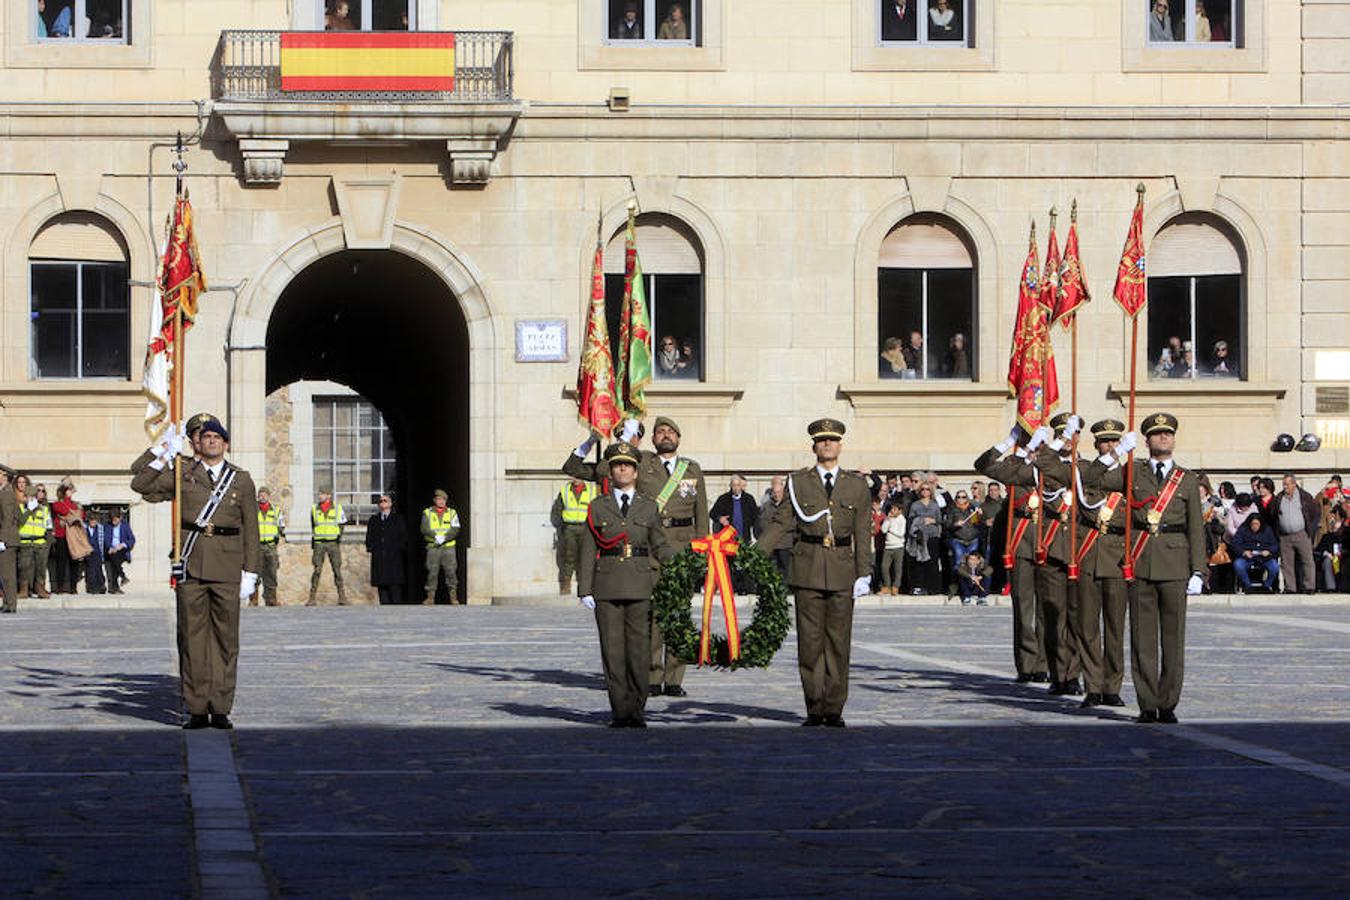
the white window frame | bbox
[304,0,423,30]
[36,0,129,44]
[877,0,970,48]
[878,268,977,382]
[1146,275,1244,382]
[312,396,397,524]
[602,0,698,47]
[1145,0,1238,48]
[28,259,130,381]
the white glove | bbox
[995,425,1021,455]
[1117,431,1140,456]
[434,534,446,545]
[579,595,596,610]
[1063,415,1083,439]
[619,418,641,442]
[1186,574,1203,596]
[1026,426,1052,451]
[239,572,258,601]
[0,541,6,553]
[573,433,598,459]
[852,576,871,599]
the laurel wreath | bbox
[652,544,791,669]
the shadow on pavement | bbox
[426,661,606,691]
[6,665,180,724]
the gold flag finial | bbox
[1070,198,1078,222]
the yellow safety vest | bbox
[311,504,344,541]
[424,507,459,547]
[19,504,52,544]
[258,507,281,544]
[559,483,598,524]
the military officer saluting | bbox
[131,419,261,729]
[564,415,708,698]
[974,427,1049,685]
[757,419,873,727]
[577,442,676,728]
[1097,413,1205,724]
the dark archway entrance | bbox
[267,250,469,602]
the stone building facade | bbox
[0,1,1347,602]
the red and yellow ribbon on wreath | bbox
[689,526,742,666]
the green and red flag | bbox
[1113,189,1148,318]
[1054,202,1091,327]
[1007,223,1059,433]
[615,211,653,418]
[576,238,622,438]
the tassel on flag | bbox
[1054,199,1091,327]
[616,206,653,419]
[1114,186,1148,318]
[576,233,622,438]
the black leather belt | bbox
[662,517,694,528]
[598,546,649,558]
[1014,509,1037,520]
[181,522,240,536]
[1149,523,1187,534]
[799,534,851,547]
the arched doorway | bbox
[265,249,470,602]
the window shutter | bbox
[605,217,702,275]
[879,220,973,269]
[1149,220,1242,278]
[30,213,128,263]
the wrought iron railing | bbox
[213,30,514,102]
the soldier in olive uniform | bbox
[1050,419,1131,708]
[756,419,873,727]
[1098,413,1206,724]
[0,464,20,614]
[564,415,708,697]
[577,442,677,728]
[131,419,261,729]
[974,430,1048,684]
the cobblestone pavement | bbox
[2,605,1347,898]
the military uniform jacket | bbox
[0,484,20,546]
[563,449,709,547]
[134,459,262,583]
[1100,459,1206,581]
[756,468,873,592]
[1074,458,1130,580]
[974,447,1071,564]
[577,492,676,601]
[130,449,181,503]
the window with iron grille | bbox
[312,397,397,523]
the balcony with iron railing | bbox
[211,30,520,185]
[213,30,514,102]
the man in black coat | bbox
[710,475,760,594]
[364,493,407,605]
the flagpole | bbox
[1033,214,1050,565]
[1067,201,1080,581]
[1122,184,1145,582]
[169,135,187,587]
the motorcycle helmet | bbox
[1295,433,1322,452]
[1270,433,1295,452]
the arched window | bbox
[1147,213,1244,380]
[877,214,976,381]
[605,213,705,382]
[29,212,131,380]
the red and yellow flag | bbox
[1054,204,1091,327]
[576,239,622,438]
[143,196,206,440]
[1007,223,1059,433]
[1040,216,1062,316]
[279,32,455,92]
[1113,188,1147,318]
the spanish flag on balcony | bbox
[279,32,455,92]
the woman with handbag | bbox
[50,479,89,593]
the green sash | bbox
[654,458,690,512]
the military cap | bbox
[1141,412,1178,436]
[1048,412,1078,434]
[185,412,220,436]
[1090,418,1126,442]
[604,442,641,466]
[433,488,448,500]
[257,485,271,495]
[808,418,846,441]
[652,415,681,437]
[198,419,230,442]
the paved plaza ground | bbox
[1,602,1347,898]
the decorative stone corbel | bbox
[239,139,290,186]
[446,140,496,185]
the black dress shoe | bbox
[0,607,15,614]
[648,685,663,697]
[1156,708,1179,724]
[628,717,647,729]
[608,718,628,728]
[1101,693,1126,707]
[664,685,687,697]
[801,715,824,727]
[1048,681,1072,695]
[1080,693,1103,708]
[182,714,210,730]
[1135,709,1158,724]
[823,715,846,728]
[1015,673,1034,683]
[1031,672,1050,683]
[209,714,233,730]
[1065,679,1084,696]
